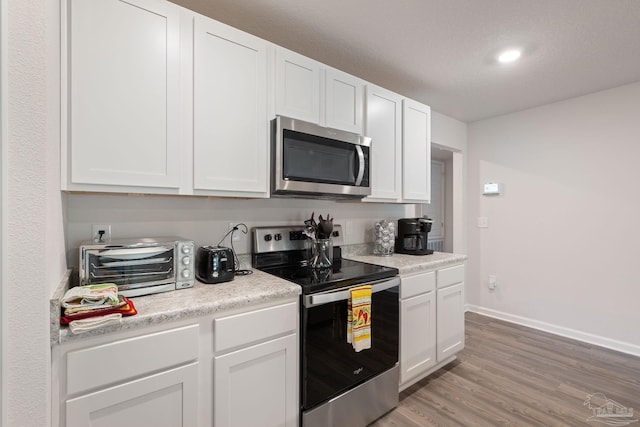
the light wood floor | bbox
[371,312,640,426]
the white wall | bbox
[65,194,417,266]
[467,81,640,354]
[4,0,67,426]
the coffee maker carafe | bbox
[395,217,434,255]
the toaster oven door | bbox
[83,245,176,292]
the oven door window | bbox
[283,129,366,186]
[86,246,175,287]
[302,287,399,410]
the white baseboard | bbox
[465,304,640,358]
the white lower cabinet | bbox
[53,300,299,427]
[66,363,198,427]
[214,334,298,427]
[213,302,299,427]
[400,291,436,385]
[436,265,466,361]
[399,263,465,390]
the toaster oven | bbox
[79,237,195,297]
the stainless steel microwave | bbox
[272,116,371,199]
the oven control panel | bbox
[253,225,343,253]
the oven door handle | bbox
[304,277,400,307]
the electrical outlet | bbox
[477,217,489,228]
[228,223,247,242]
[488,275,497,290]
[91,224,112,243]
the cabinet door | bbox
[400,292,436,386]
[402,99,431,202]
[275,48,321,123]
[324,68,363,133]
[193,16,269,196]
[66,363,197,427]
[66,0,181,189]
[214,334,298,427]
[364,85,403,202]
[437,282,465,361]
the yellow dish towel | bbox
[347,285,372,352]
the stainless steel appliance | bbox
[195,246,235,284]
[79,237,195,297]
[272,116,372,199]
[252,226,400,427]
[395,217,434,255]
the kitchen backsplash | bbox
[64,193,418,267]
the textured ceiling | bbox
[171,0,640,122]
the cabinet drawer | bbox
[67,324,199,395]
[437,264,465,289]
[214,302,297,353]
[401,271,435,299]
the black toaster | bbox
[196,246,235,284]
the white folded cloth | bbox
[62,284,119,310]
[68,313,122,334]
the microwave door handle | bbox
[304,277,400,307]
[355,145,365,186]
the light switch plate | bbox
[477,217,489,228]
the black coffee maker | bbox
[395,217,434,255]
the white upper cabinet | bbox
[63,0,182,192]
[402,99,431,203]
[275,48,321,124]
[324,68,363,134]
[275,49,364,133]
[192,16,269,197]
[364,85,403,202]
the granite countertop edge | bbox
[344,251,468,275]
[52,268,301,346]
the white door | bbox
[324,68,363,133]
[214,334,298,427]
[400,291,436,386]
[275,48,321,123]
[193,16,268,196]
[66,363,198,427]
[364,85,402,202]
[67,0,181,189]
[402,99,431,202]
[437,283,465,361]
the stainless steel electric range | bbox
[252,225,400,427]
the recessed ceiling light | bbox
[497,49,522,63]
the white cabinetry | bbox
[62,0,183,192]
[364,85,403,202]
[53,301,299,427]
[193,16,269,197]
[275,49,363,133]
[275,48,321,124]
[399,263,465,391]
[402,99,432,203]
[436,264,465,360]
[213,302,299,427]
[67,364,198,427]
[58,324,199,426]
[324,68,363,134]
[399,271,436,386]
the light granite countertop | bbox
[345,251,468,275]
[51,268,301,345]
[51,251,466,345]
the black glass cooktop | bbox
[259,259,399,294]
